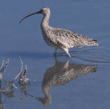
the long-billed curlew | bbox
[20,7,98,58]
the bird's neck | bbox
[41,14,50,28]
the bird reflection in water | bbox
[30,57,97,106]
[0,58,98,107]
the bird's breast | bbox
[41,28,57,48]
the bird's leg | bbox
[53,48,57,57]
[55,48,57,54]
[62,48,71,58]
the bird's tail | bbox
[85,39,99,46]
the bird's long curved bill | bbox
[19,10,42,23]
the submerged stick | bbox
[14,57,23,81]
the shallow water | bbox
[0,0,110,109]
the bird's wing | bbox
[51,28,96,47]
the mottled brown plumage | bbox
[20,7,99,58]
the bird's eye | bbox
[39,9,43,13]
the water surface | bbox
[0,0,110,109]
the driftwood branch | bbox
[14,57,23,81]
[0,59,9,72]
[18,57,30,84]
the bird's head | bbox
[19,7,50,23]
[40,7,50,15]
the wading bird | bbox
[20,7,98,58]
